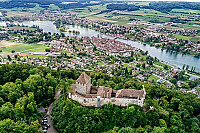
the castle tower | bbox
[76,72,91,95]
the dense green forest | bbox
[0,0,99,9]
[1,0,200,12]
[147,2,200,13]
[0,63,145,132]
[106,2,200,13]
[0,63,199,132]
[51,83,200,133]
[0,63,79,132]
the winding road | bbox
[47,91,61,133]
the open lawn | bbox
[28,4,44,13]
[171,9,200,14]
[177,24,200,30]
[0,40,21,48]
[148,75,160,81]
[0,43,48,53]
[172,34,192,40]
[2,9,33,17]
[190,37,200,42]
[131,9,167,16]
[154,61,172,69]
[28,55,46,59]
[98,61,105,66]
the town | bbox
[0,24,199,97]
[0,1,200,133]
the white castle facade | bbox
[69,72,146,107]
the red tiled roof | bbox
[19,53,29,56]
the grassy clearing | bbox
[148,75,160,81]
[190,37,200,42]
[0,40,21,48]
[154,61,172,69]
[123,64,133,71]
[172,34,192,40]
[89,4,107,10]
[28,4,44,13]
[171,9,200,14]
[131,9,167,16]
[0,43,48,53]
[4,10,33,17]
[28,55,46,59]
[177,24,200,30]
[136,54,147,60]
[98,61,105,66]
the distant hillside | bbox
[0,0,100,9]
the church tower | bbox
[75,72,91,95]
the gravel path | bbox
[46,91,61,133]
[47,103,58,133]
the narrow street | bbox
[46,91,61,133]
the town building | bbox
[69,72,146,107]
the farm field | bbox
[3,10,33,17]
[72,7,175,26]
[0,40,21,48]
[0,43,49,53]
[171,9,200,14]
[172,34,192,40]
[171,34,200,42]
[28,55,46,59]
[68,4,200,32]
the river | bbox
[0,21,199,71]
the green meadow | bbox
[0,43,49,53]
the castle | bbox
[69,72,146,107]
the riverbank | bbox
[0,20,199,72]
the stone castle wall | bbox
[76,82,87,95]
[69,93,145,107]
[86,80,91,94]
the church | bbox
[69,72,146,107]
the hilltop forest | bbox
[0,63,199,132]
[51,81,200,133]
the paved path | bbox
[47,91,61,133]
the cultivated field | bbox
[0,40,21,48]
[0,43,49,53]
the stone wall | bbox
[76,82,87,95]
[86,80,91,94]
[69,93,145,107]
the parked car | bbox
[41,122,50,127]
[42,117,47,120]
[41,122,47,125]
[43,114,48,118]
[43,129,47,133]
[46,123,50,127]
[42,126,48,130]
[42,120,47,123]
